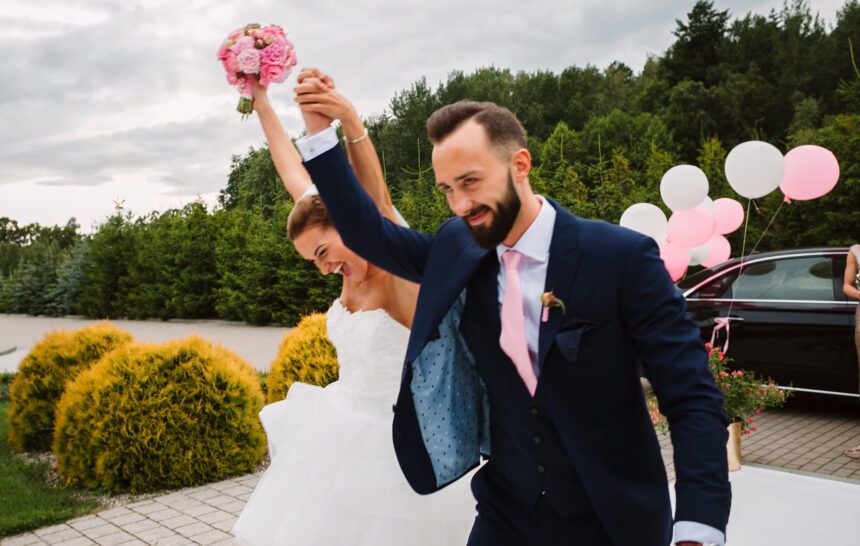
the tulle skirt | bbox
[232,381,477,545]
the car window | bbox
[688,272,736,299]
[732,256,835,301]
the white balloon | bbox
[686,241,711,266]
[725,140,785,199]
[619,203,667,242]
[660,165,709,212]
[698,196,716,214]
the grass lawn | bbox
[0,400,102,537]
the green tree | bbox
[218,146,288,216]
[214,204,339,325]
[75,212,136,318]
[662,0,731,86]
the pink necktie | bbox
[499,250,538,396]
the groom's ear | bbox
[511,148,531,184]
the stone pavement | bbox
[4,400,858,545]
[1,473,262,546]
[658,399,860,481]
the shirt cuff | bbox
[673,520,725,545]
[295,125,339,161]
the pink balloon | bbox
[666,207,716,248]
[780,145,840,201]
[701,235,731,268]
[659,241,688,281]
[713,198,744,235]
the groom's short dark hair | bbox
[427,101,526,158]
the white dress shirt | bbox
[295,125,725,546]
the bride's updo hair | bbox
[287,194,331,241]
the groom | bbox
[294,82,730,545]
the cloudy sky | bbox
[0,0,848,231]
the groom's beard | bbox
[463,174,521,250]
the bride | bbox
[231,69,476,545]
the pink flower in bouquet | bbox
[260,37,288,65]
[228,28,243,41]
[260,28,279,45]
[236,48,261,74]
[259,64,286,86]
[217,41,230,61]
[221,52,239,74]
[225,71,239,85]
[230,35,255,53]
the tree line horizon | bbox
[1,0,858,325]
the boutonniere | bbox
[541,291,566,322]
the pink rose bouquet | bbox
[217,23,297,117]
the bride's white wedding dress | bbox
[233,299,477,545]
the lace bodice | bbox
[326,299,410,412]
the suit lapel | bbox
[538,202,582,366]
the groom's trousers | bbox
[466,466,613,546]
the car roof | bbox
[676,246,850,290]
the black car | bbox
[677,247,858,399]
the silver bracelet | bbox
[344,127,368,144]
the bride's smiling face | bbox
[293,224,368,281]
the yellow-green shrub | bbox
[53,336,266,493]
[7,323,134,452]
[267,313,338,403]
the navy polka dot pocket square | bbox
[554,317,598,361]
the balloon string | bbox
[718,198,785,352]
[726,199,753,318]
[746,199,785,258]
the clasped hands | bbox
[250,67,363,138]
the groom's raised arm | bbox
[296,127,433,284]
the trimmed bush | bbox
[7,323,134,452]
[267,313,338,403]
[53,336,266,493]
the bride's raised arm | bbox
[252,72,398,227]
[252,79,313,202]
[293,69,401,225]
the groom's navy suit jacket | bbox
[305,146,731,545]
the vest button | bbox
[540,490,546,496]
[536,464,545,473]
[533,435,542,445]
[530,407,539,416]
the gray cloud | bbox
[0,0,847,226]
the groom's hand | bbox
[294,70,363,139]
[297,67,334,89]
[294,69,333,135]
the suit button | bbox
[536,464,545,474]
[533,435,542,445]
[540,490,546,496]
[530,407,539,416]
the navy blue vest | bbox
[460,254,592,517]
